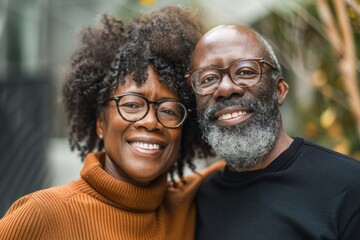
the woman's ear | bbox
[96,115,104,139]
[276,77,289,107]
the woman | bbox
[0,5,221,239]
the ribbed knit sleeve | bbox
[0,195,45,239]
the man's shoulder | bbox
[297,139,360,185]
[301,139,360,165]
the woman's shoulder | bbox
[0,182,81,239]
[2,183,76,216]
[0,193,46,239]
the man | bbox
[187,24,360,239]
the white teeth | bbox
[131,142,160,150]
[218,111,246,120]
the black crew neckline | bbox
[221,137,304,183]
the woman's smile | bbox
[127,136,166,156]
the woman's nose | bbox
[133,105,163,132]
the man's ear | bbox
[276,77,289,107]
[96,115,104,139]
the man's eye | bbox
[235,68,258,78]
[200,75,219,84]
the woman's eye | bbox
[160,109,177,116]
[121,102,142,109]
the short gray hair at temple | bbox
[253,30,283,81]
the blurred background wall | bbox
[1,0,360,216]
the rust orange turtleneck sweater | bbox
[0,152,224,240]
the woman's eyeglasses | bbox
[107,93,187,128]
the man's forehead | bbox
[199,25,258,45]
[192,26,265,67]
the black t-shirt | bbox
[196,138,360,240]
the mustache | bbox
[200,98,261,121]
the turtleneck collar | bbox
[80,152,167,212]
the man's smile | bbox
[218,110,247,120]
[213,105,252,125]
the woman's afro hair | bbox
[62,5,214,183]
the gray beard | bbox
[198,90,281,171]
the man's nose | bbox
[212,74,246,100]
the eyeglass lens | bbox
[192,60,261,94]
[118,95,186,127]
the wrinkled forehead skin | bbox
[192,24,267,69]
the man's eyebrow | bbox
[199,64,221,69]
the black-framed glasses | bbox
[185,58,278,95]
[107,93,188,128]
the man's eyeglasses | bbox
[107,93,187,128]
[185,58,278,95]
